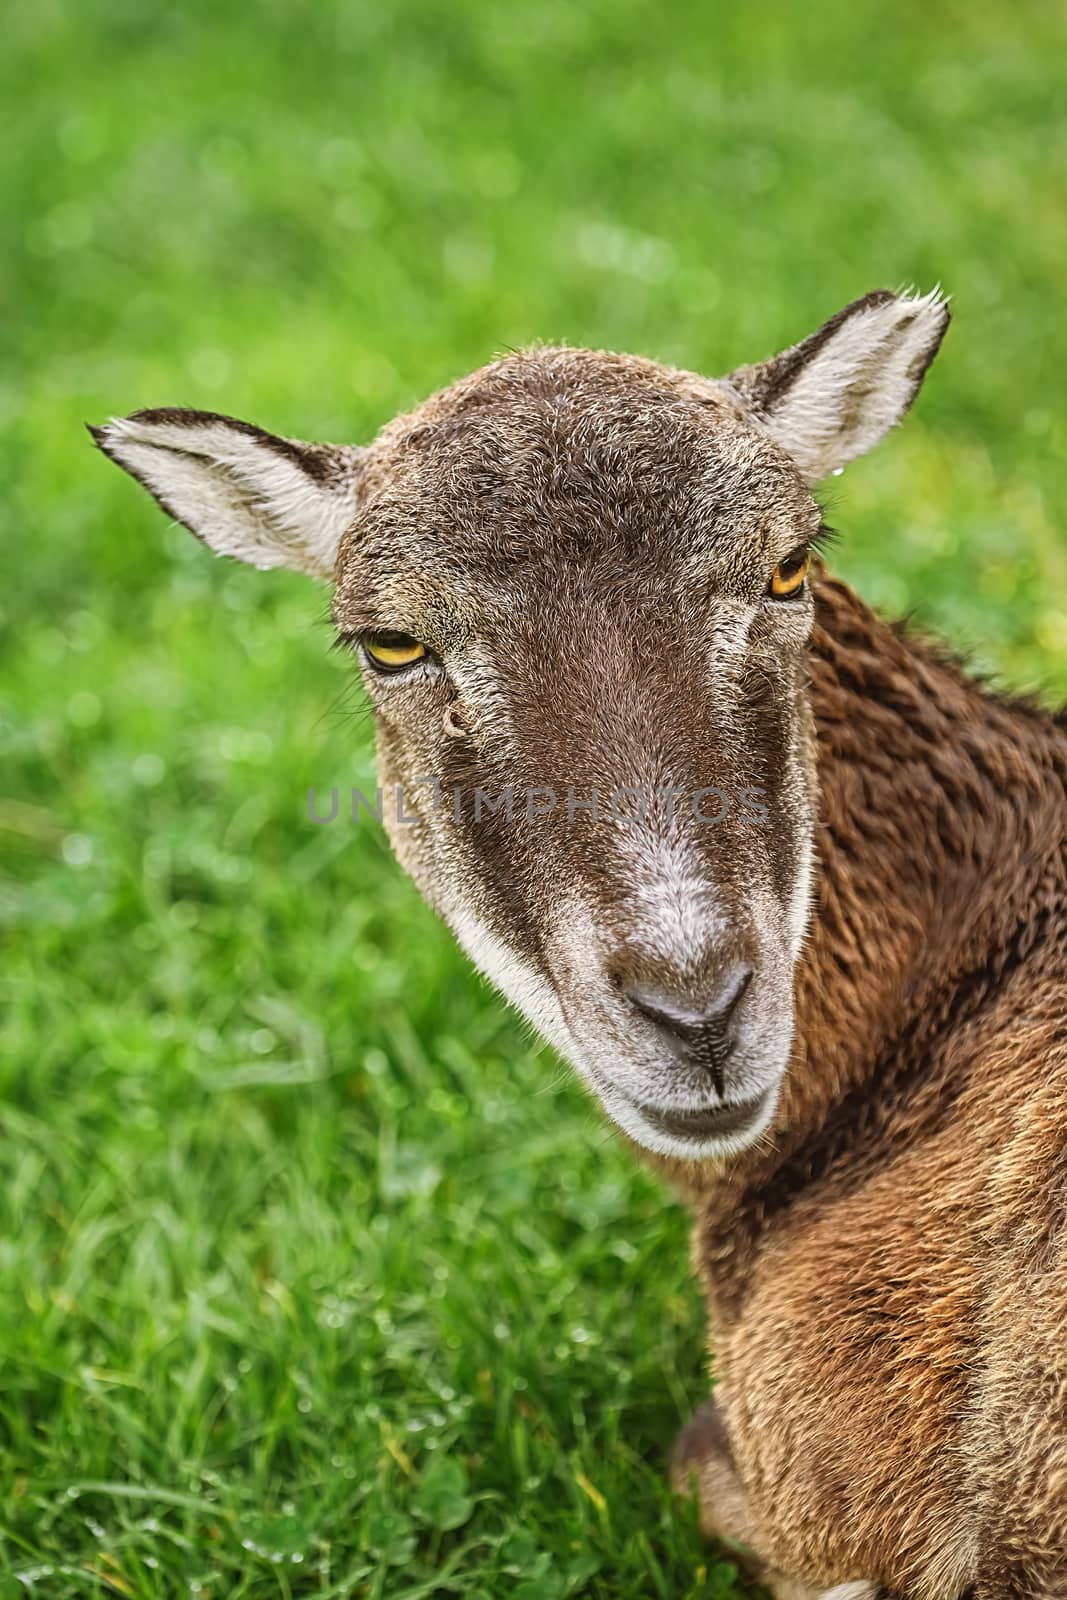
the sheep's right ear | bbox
[90,408,365,580]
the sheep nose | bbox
[624,965,753,1096]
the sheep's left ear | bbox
[90,408,365,579]
[726,289,950,482]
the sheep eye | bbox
[362,632,428,672]
[768,547,811,600]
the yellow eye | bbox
[769,548,811,599]
[363,632,428,672]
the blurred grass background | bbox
[3,1,1067,1596]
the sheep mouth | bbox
[635,1092,770,1144]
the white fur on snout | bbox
[444,888,791,1164]
[617,832,727,969]
[548,898,792,1160]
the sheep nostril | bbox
[626,966,752,1034]
[624,966,753,1096]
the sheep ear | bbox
[90,408,365,579]
[727,289,950,482]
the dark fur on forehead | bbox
[345,345,814,578]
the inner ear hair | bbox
[90,407,364,580]
[726,288,950,482]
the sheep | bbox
[94,289,1067,1597]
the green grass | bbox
[4,1,1067,1595]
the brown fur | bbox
[674,580,1067,1598]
